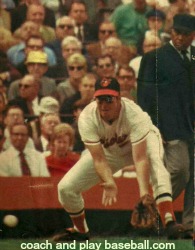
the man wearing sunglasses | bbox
[53,77,184,241]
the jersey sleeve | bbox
[78,104,101,145]
[126,100,152,144]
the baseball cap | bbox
[146,9,166,21]
[25,51,48,64]
[39,97,59,114]
[173,14,195,34]
[94,77,120,97]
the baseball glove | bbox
[130,194,158,229]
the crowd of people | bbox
[0,0,194,241]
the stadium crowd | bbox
[0,0,194,240]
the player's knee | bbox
[58,179,75,202]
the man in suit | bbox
[68,0,97,46]
[137,13,195,239]
[8,74,42,121]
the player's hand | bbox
[100,181,118,206]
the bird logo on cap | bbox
[100,78,111,87]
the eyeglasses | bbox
[58,24,74,30]
[26,45,43,49]
[98,63,112,69]
[99,30,114,35]
[96,95,115,103]
[68,66,84,71]
[19,84,33,89]
[119,75,134,81]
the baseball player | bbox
[54,77,183,241]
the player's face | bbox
[96,95,121,123]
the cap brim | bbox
[94,89,119,97]
[173,25,193,34]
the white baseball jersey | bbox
[79,97,154,156]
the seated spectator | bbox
[0,51,21,86]
[29,96,60,142]
[46,123,80,176]
[86,20,117,64]
[8,74,42,120]
[116,65,137,102]
[57,52,87,104]
[10,0,56,32]
[68,0,97,45]
[0,27,18,52]
[7,35,57,69]
[8,51,57,100]
[129,34,162,78]
[94,54,116,79]
[46,16,76,65]
[34,113,61,153]
[104,37,136,69]
[47,36,84,83]
[0,123,50,176]
[12,20,40,42]
[0,1,11,30]
[2,105,35,151]
[60,73,96,124]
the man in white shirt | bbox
[0,123,50,176]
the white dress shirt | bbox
[0,146,50,177]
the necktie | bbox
[77,26,83,42]
[181,50,191,68]
[19,151,31,176]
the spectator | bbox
[163,0,189,34]
[46,16,76,65]
[104,37,136,68]
[2,106,35,151]
[8,74,42,120]
[60,73,96,124]
[86,20,117,63]
[8,51,57,100]
[0,27,18,53]
[129,34,162,78]
[137,14,195,239]
[28,96,60,142]
[110,0,151,51]
[0,51,21,86]
[68,0,97,45]
[47,36,82,82]
[94,54,116,79]
[10,0,56,32]
[116,65,137,102]
[34,113,61,153]
[57,52,87,104]
[12,20,40,42]
[145,8,167,42]
[46,123,80,176]
[26,3,56,43]
[0,123,50,176]
[0,0,11,30]
[7,34,57,69]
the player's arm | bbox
[132,137,150,197]
[86,143,118,206]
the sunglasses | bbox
[68,66,84,71]
[96,95,115,103]
[98,63,112,69]
[27,45,43,49]
[119,75,134,81]
[19,84,32,89]
[58,24,74,30]
[99,30,114,35]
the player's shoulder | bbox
[80,101,97,117]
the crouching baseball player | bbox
[53,78,184,241]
